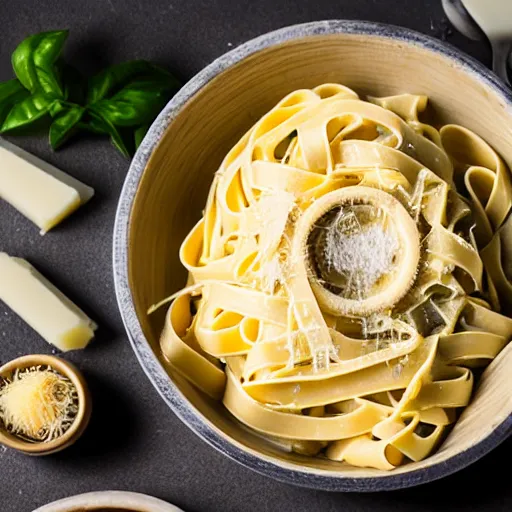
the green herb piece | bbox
[0,79,30,124]
[87,111,133,158]
[49,105,84,149]
[11,30,68,97]
[90,77,178,127]
[1,92,59,133]
[85,61,179,155]
[86,60,173,103]
[134,123,149,149]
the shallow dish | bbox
[32,491,183,512]
[113,20,512,491]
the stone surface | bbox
[0,0,509,510]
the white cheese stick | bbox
[0,253,97,351]
[0,138,94,234]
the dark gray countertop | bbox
[0,1,510,511]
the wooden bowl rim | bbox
[0,354,92,455]
[113,20,512,492]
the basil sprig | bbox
[0,30,180,156]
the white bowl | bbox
[32,491,183,512]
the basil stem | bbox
[134,123,149,149]
[87,109,132,157]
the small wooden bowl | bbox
[0,354,92,455]
[114,20,512,491]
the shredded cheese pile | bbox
[0,368,77,442]
[319,205,399,297]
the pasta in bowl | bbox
[157,85,512,471]
[115,21,512,490]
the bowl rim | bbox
[113,19,512,492]
[32,490,183,512]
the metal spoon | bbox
[442,0,512,86]
[442,0,485,40]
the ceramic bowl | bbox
[113,20,512,491]
[32,491,183,512]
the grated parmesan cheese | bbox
[242,190,297,293]
[0,368,78,442]
[319,205,399,299]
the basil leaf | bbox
[85,61,179,155]
[0,79,30,124]
[11,30,68,96]
[0,92,59,133]
[49,100,69,118]
[134,123,149,149]
[0,79,26,102]
[49,105,84,149]
[77,118,106,135]
[87,109,133,157]
[87,60,173,104]
[91,78,179,127]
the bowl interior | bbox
[124,29,512,485]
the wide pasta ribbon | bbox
[155,86,512,471]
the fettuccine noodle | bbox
[156,84,512,470]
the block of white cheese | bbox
[0,253,97,351]
[0,138,94,234]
